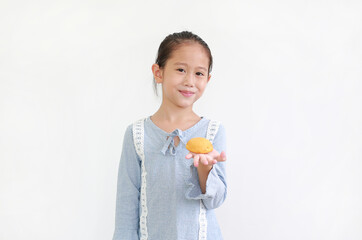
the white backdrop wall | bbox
[1,0,361,239]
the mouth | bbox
[179,90,195,97]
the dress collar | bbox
[160,128,187,155]
[145,116,206,156]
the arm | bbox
[112,125,140,240]
[196,149,226,194]
[185,124,228,210]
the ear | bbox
[207,74,211,83]
[152,64,163,83]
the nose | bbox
[184,72,195,87]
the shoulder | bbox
[124,117,148,132]
[123,117,149,140]
[204,118,227,151]
[203,117,226,132]
[122,124,134,143]
[201,117,226,143]
[205,118,226,141]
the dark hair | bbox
[153,31,213,95]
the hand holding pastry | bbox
[185,137,227,167]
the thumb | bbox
[218,151,227,162]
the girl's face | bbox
[153,42,211,110]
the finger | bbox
[199,155,205,165]
[185,153,193,159]
[205,154,213,163]
[208,154,218,165]
[209,149,219,159]
[200,155,208,165]
[217,151,227,162]
[194,155,200,167]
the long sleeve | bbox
[185,123,227,210]
[112,125,141,240]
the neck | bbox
[152,103,199,123]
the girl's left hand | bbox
[185,149,227,168]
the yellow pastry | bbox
[186,137,213,154]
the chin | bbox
[178,100,198,109]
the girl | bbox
[112,31,227,240]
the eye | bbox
[177,68,185,73]
[196,72,204,76]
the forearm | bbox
[197,164,213,194]
[185,162,227,209]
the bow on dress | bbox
[160,129,187,156]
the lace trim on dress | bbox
[133,118,148,240]
[133,118,220,240]
[199,120,220,240]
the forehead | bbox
[167,42,209,67]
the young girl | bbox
[112,31,227,240]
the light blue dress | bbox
[112,116,227,240]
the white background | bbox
[1,0,361,239]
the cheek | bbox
[197,80,208,90]
[162,82,177,95]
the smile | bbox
[179,90,195,97]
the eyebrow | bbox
[174,62,207,72]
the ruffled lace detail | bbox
[133,119,148,240]
[206,120,220,144]
[133,118,220,240]
[184,119,220,240]
[200,119,220,240]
